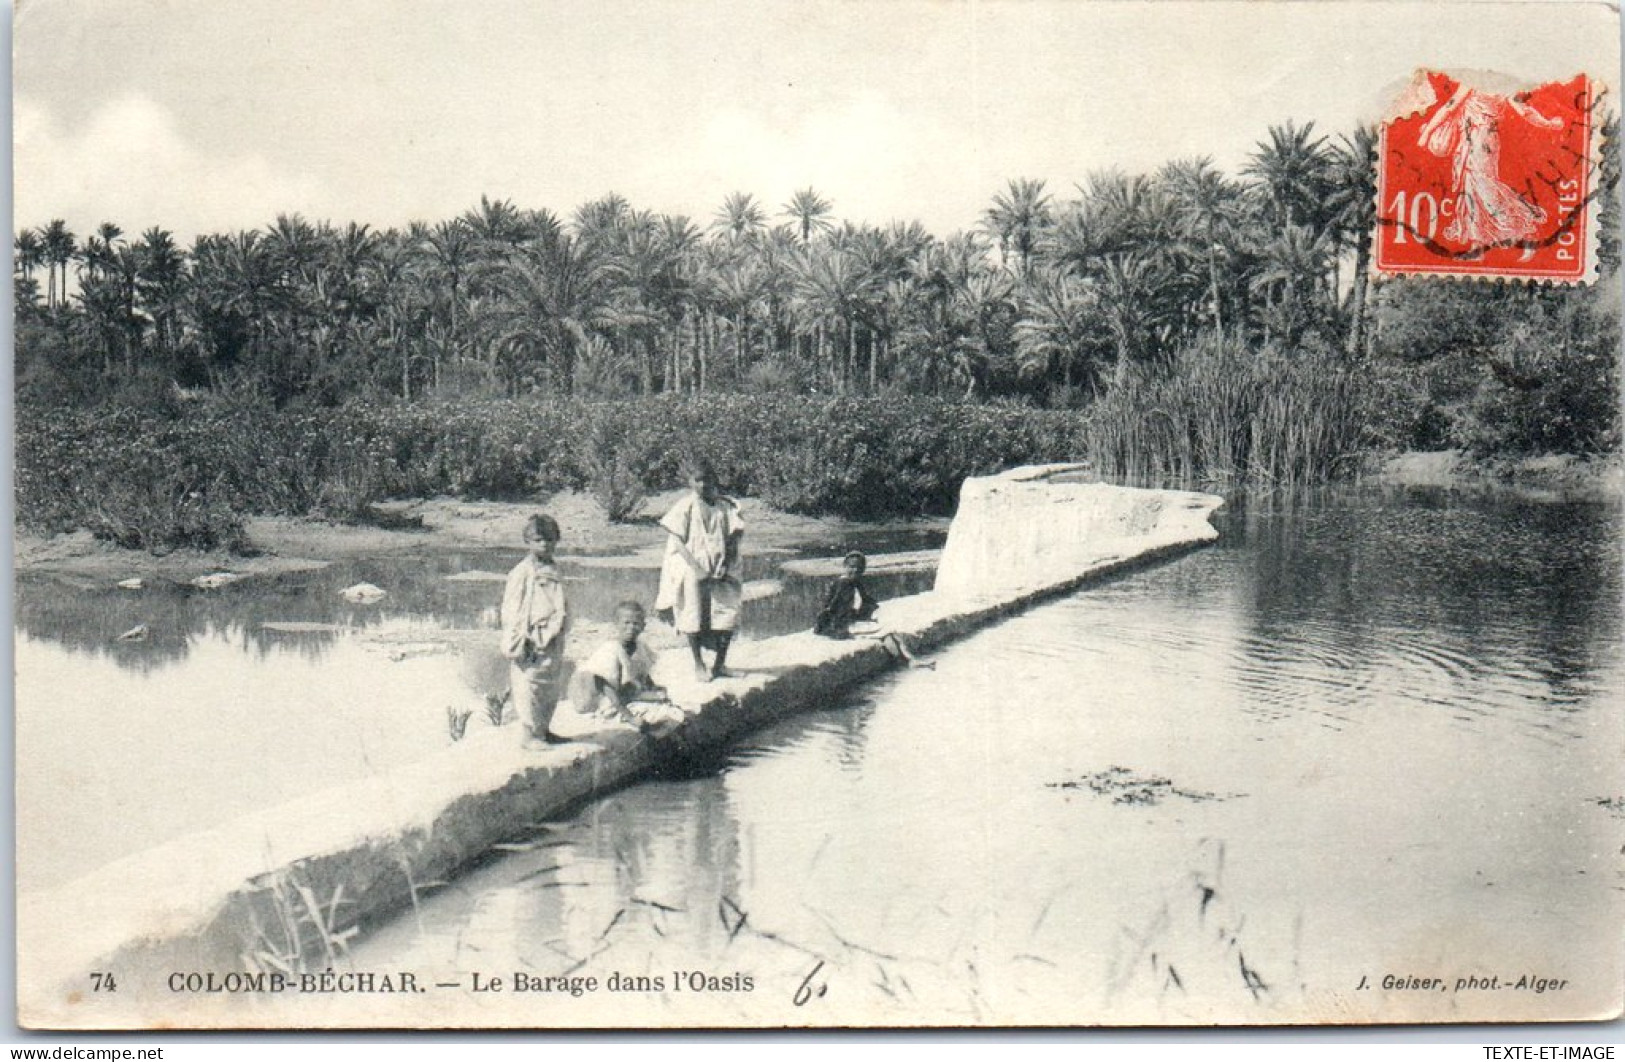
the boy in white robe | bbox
[655,463,745,682]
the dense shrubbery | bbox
[16,407,250,552]
[15,395,1090,550]
[1366,279,1622,457]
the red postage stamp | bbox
[1375,71,1599,282]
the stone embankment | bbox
[19,465,1224,1029]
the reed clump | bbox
[1084,336,1365,488]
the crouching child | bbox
[570,601,686,738]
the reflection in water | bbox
[14,535,937,891]
[1227,489,1619,742]
[14,547,935,669]
[349,488,1623,1023]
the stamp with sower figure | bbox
[1376,70,1602,282]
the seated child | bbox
[569,601,686,736]
[812,552,932,668]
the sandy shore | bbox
[12,488,949,582]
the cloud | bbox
[13,95,328,240]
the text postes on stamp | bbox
[1376,71,1599,282]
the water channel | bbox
[15,484,1624,1022]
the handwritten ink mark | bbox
[793,959,829,1006]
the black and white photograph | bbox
[10,0,1624,1031]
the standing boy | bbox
[501,513,570,748]
[656,463,745,682]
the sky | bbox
[10,0,1623,244]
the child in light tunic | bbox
[570,601,684,736]
[656,464,745,682]
[501,514,570,748]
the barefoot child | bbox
[656,462,745,682]
[813,551,932,667]
[569,601,685,736]
[500,513,570,748]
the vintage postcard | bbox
[11,0,1623,1033]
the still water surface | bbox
[13,537,936,891]
[341,485,1624,1023]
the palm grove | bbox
[15,119,1622,547]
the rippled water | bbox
[342,485,1624,1024]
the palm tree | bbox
[791,244,877,392]
[364,231,430,397]
[40,219,77,311]
[1049,173,1174,285]
[135,227,187,370]
[711,192,766,242]
[781,187,834,245]
[1014,266,1101,393]
[305,222,383,394]
[189,230,279,390]
[847,220,931,388]
[1160,157,1245,338]
[1043,200,1117,272]
[1249,223,1337,346]
[601,210,683,393]
[885,233,996,396]
[418,220,475,388]
[703,257,765,390]
[260,214,336,391]
[1245,120,1334,230]
[1089,171,1173,256]
[983,177,1052,277]
[14,229,44,282]
[478,230,620,394]
[650,214,705,392]
[14,231,44,315]
[522,208,565,245]
[1094,252,1175,388]
[573,193,633,250]
[1325,124,1378,356]
[264,213,321,280]
[79,222,124,285]
[79,234,111,285]
[746,225,801,366]
[73,225,133,376]
[463,196,533,248]
[110,244,143,375]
